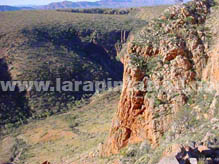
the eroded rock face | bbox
[102,0,215,156]
[203,40,219,90]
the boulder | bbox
[158,156,179,164]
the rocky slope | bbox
[203,41,219,91]
[203,1,219,91]
[101,0,218,163]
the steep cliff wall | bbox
[102,0,216,156]
[203,41,219,90]
[203,0,219,90]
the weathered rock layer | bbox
[102,0,215,156]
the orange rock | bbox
[112,159,122,164]
[42,161,51,164]
[203,41,219,90]
[198,145,209,153]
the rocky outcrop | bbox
[159,141,219,164]
[202,40,219,116]
[102,0,215,156]
[203,40,219,90]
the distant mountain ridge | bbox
[0,5,33,11]
[0,0,184,11]
[40,0,177,9]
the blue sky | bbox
[0,0,98,6]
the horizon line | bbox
[0,0,100,7]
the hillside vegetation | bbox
[0,10,147,129]
[0,90,121,164]
[57,5,169,19]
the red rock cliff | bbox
[203,41,219,90]
[102,0,215,156]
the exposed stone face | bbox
[203,40,219,90]
[101,0,215,156]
